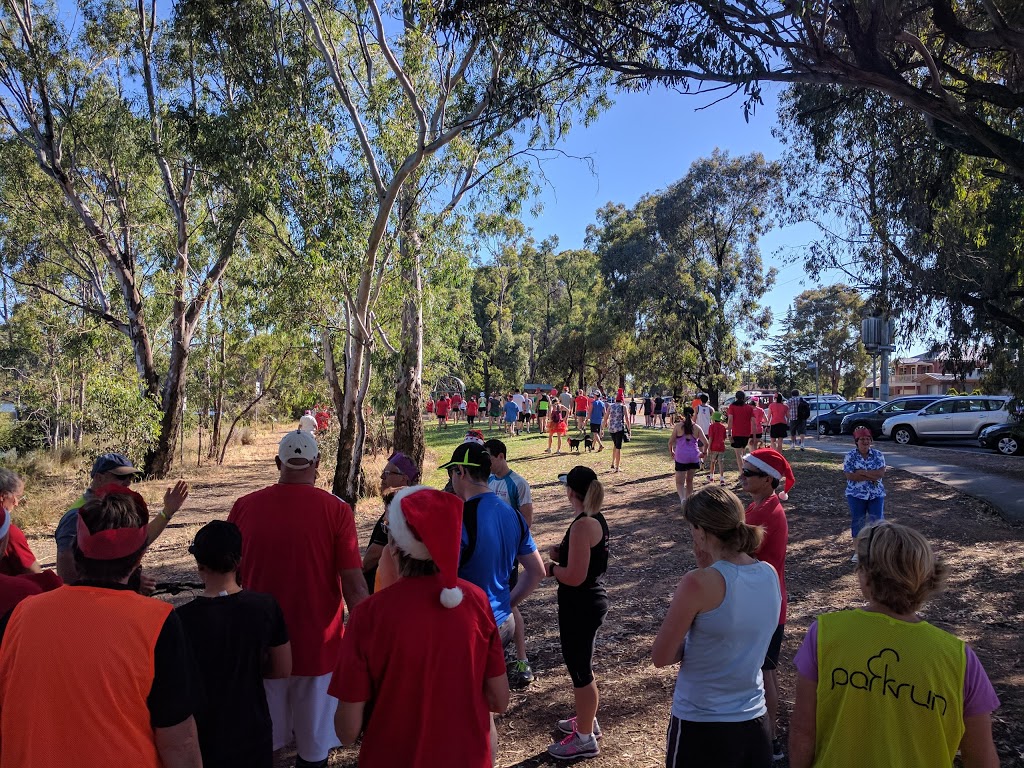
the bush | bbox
[0,414,46,456]
[240,427,255,445]
[81,376,162,465]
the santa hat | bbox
[388,486,465,608]
[744,448,796,501]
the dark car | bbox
[979,422,1024,456]
[809,400,883,436]
[839,395,945,438]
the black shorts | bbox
[762,624,784,671]
[508,562,520,590]
[590,423,602,434]
[576,410,588,418]
[665,715,771,768]
[518,412,529,422]
[611,430,626,449]
[731,436,750,449]
[675,461,700,472]
[769,423,788,439]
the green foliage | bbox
[0,414,46,456]
[588,150,781,403]
[81,375,162,465]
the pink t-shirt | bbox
[745,496,788,624]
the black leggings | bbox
[665,715,771,768]
[557,589,608,688]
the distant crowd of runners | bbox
[0,389,1002,767]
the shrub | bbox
[240,427,255,445]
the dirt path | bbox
[23,425,1023,767]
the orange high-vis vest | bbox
[0,585,172,768]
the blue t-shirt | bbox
[590,399,606,425]
[458,492,536,626]
[502,401,520,423]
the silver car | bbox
[881,396,1011,444]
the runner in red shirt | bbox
[229,431,367,768]
[466,395,480,426]
[574,391,589,431]
[435,394,451,429]
[740,448,794,758]
[726,392,758,483]
[450,392,463,424]
[331,488,508,768]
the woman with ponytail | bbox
[789,522,1000,768]
[543,466,610,761]
[653,486,781,768]
[669,407,708,506]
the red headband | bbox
[76,484,149,560]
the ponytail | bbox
[582,480,604,516]
[683,406,695,436]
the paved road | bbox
[807,440,1024,524]
[813,432,994,455]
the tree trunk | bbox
[392,195,425,469]
[325,316,370,506]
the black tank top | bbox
[557,512,609,590]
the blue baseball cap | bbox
[90,453,142,477]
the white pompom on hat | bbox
[388,486,465,608]
[743,448,796,501]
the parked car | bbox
[840,395,945,437]
[881,396,1012,444]
[978,422,1024,456]
[808,400,883,435]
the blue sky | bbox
[522,83,830,343]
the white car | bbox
[881,396,1011,444]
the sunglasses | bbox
[381,469,405,477]
[741,468,768,478]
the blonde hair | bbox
[856,523,947,614]
[684,485,763,555]
[581,479,604,516]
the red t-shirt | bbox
[768,402,789,425]
[466,399,479,416]
[0,526,37,576]
[330,575,504,768]
[426,399,434,413]
[574,395,589,413]
[435,398,450,416]
[450,393,463,407]
[707,423,727,452]
[745,495,788,625]
[727,403,756,437]
[228,484,362,676]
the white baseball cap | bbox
[278,430,320,468]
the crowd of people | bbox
[0,394,1003,768]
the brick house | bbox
[889,353,986,396]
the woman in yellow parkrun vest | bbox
[788,522,1001,768]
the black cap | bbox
[188,521,242,573]
[558,466,598,498]
[438,442,491,472]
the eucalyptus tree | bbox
[589,151,779,405]
[458,0,1024,180]
[278,0,605,499]
[0,0,281,475]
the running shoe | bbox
[548,731,600,760]
[556,716,602,739]
[508,659,534,688]
[772,737,785,761]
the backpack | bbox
[459,497,528,569]
[797,398,811,420]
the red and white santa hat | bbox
[743,448,796,501]
[388,486,465,608]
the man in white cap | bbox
[740,447,794,762]
[228,431,367,768]
[330,487,509,767]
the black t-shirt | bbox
[176,590,288,768]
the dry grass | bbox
[11,420,1022,767]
